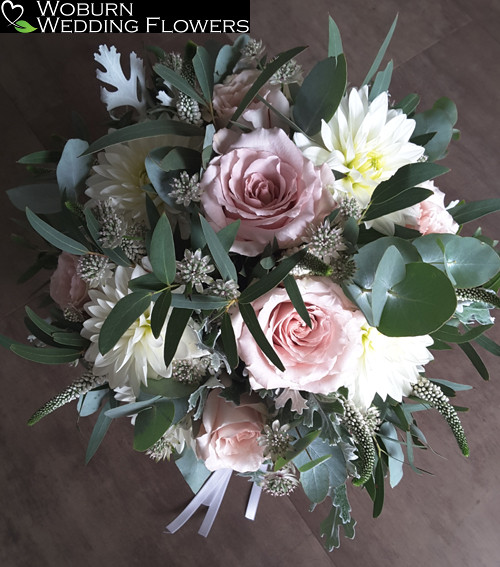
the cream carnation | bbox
[406,180,459,235]
[81,263,207,396]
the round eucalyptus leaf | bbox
[353,236,421,289]
[378,262,456,337]
[444,237,500,288]
[412,233,456,272]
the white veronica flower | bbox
[81,263,207,397]
[294,85,425,233]
[346,323,434,411]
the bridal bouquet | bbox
[5,16,500,550]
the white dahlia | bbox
[81,263,207,397]
[85,135,200,222]
[294,86,425,233]
[345,322,434,411]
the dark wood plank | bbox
[1,0,499,565]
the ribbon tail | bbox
[165,469,232,536]
[244,481,262,521]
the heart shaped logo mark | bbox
[1,0,24,26]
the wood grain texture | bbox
[1,1,499,565]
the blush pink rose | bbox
[413,181,459,235]
[212,69,290,130]
[49,252,89,310]
[231,277,365,395]
[200,128,335,256]
[195,391,266,473]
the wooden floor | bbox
[1,1,500,565]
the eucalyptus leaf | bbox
[239,248,307,304]
[26,207,90,255]
[149,214,177,284]
[378,422,404,488]
[458,342,489,380]
[369,60,393,101]
[77,389,109,417]
[7,183,61,215]
[163,307,193,368]
[83,120,203,155]
[447,198,500,225]
[56,139,92,202]
[170,294,229,311]
[175,447,211,494]
[214,220,241,253]
[160,147,202,173]
[378,262,457,337]
[10,344,82,364]
[363,162,448,221]
[362,14,398,86]
[238,302,285,372]
[83,208,132,267]
[231,46,306,123]
[98,291,152,355]
[431,323,493,345]
[443,237,500,288]
[214,35,250,83]
[128,272,166,292]
[372,458,385,518]
[412,233,455,272]
[193,45,215,105]
[371,245,406,327]
[105,395,163,419]
[328,16,344,57]
[412,106,455,161]
[293,55,347,135]
[394,93,420,116]
[199,215,237,281]
[51,332,89,348]
[85,397,116,464]
[151,289,172,339]
[202,124,216,168]
[284,274,312,327]
[474,334,500,356]
[221,311,239,369]
[17,150,60,165]
[133,401,175,451]
[154,63,206,106]
[142,378,197,399]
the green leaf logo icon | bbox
[14,19,36,33]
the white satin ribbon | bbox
[244,481,262,520]
[165,468,264,536]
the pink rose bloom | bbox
[414,180,459,235]
[200,128,335,256]
[195,391,266,473]
[231,277,365,394]
[49,252,89,311]
[212,69,290,130]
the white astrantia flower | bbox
[81,263,208,397]
[294,85,425,233]
[346,322,434,411]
